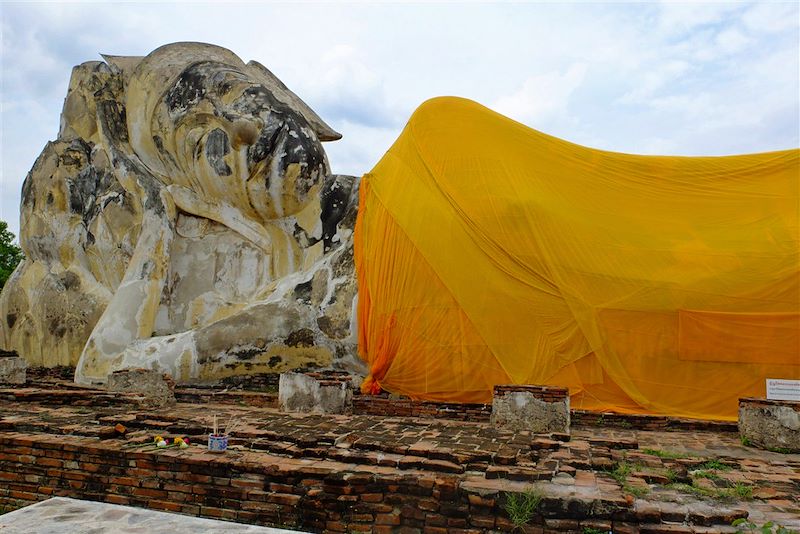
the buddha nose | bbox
[230,119,259,148]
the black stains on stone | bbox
[166,66,207,113]
[6,313,16,329]
[268,356,282,367]
[320,175,355,253]
[152,135,181,171]
[205,128,232,176]
[292,222,318,249]
[317,315,349,340]
[49,316,67,339]
[229,347,263,361]
[59,145,88,168]
[21,173,35,209]
[97,99,128,143]
[273,117,325,201]
[293,279,313,304]
[68,165,116,228]
[153,135,166,153]
[332,246,354,279]
[286,328,315,348]
[140,259,155,278]
[60,272,80,291]
[125,157,167,216]
[249,121,282,164]
[46,192,54,205]
[232,85,285,117]
[86,231,95,245]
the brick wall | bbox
[352,396,492,422]
[0,431,654,533]
[492,385,568,403]
[353,394,737,431]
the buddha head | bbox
[123,42,341,221]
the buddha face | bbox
[148,60,328,221]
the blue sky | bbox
[1,1,798,239]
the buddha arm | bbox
[75,155,178,383]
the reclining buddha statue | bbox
[3,42,796,422]
[0,42,363,384]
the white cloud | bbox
[656,2,745,35]
[742,2,799,34]
[0,2,797,237]
[620,60,693,103]
[298,44,400,129]
[715,27,751,55]
[492,64,588,128]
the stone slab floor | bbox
[0,496,304,533]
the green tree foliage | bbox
[0,220,24,290]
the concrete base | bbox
[738,397,800,453]
[0,354,26,385]
[278,372,352,414]
[107,368,176,408]
[491,385,570,434]
[0,497,303,533]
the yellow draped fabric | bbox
[355,96,800,420]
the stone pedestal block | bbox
[279,372,353,414]
[0,351,27,385]
[738,397,800,453]
[107,368,176,408]
[491,385,570,434]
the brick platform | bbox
[352,396,492,421]
[0,382,798,532]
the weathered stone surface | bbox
[107,368,176,407]
[739,397,800,453]
[0,352,27,384]
[0,497,301,533]
[278,372,353,414]
[0,42,364,384]
[490,385,570,434]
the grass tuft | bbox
[503,486,542,530]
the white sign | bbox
[766,379,800,402]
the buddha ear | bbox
[100,54,145,85]
[245,60,342,142]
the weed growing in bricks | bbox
[668,480,754,502]
[503,486,542,530]
[732,482,753,500]
[766,446,793,454]
[608,461,632,485]
[606,461,649,497]
[732,518,796,533]
[698,459,731,471]
[665,467,680,483]
[641,448,691,459]
[694,469,721,480]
